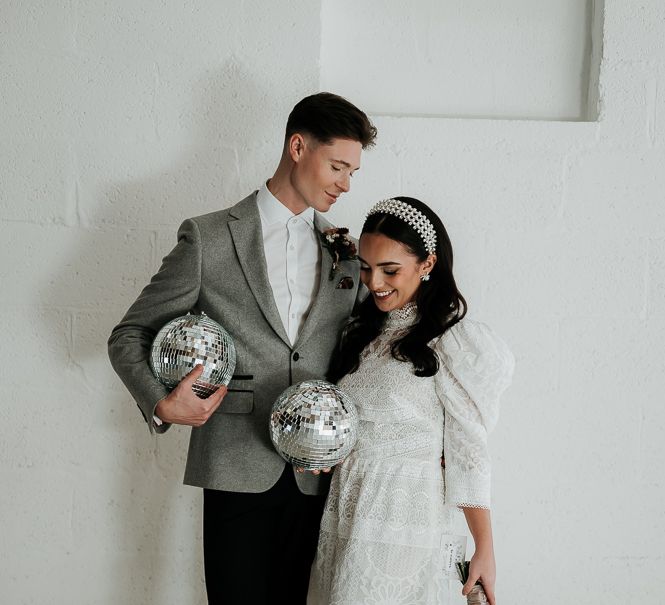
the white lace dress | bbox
[307,305,515,605]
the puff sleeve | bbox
[434,319,515,509]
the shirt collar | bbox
[256,182,315,228]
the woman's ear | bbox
[422,254,437,273]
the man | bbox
[108,92,376,604]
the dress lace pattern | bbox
[307,311,514,605]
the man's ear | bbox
[288,133,306,163]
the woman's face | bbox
[358,232,435,312]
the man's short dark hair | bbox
[286,92,377,149]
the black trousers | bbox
[203,466,327,605]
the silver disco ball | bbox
[269,380,358,470]
[150,312,236,398]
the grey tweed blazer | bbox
[108,192,362,495]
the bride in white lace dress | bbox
[307,197,514,605]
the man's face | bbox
[291,136,362,213]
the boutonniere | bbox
[319,227,358,280]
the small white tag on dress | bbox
[440,534,467,575]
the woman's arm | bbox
[433,320,514,604]
[462,507,496,605]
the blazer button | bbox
[292,352,300,361]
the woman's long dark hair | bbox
[328,197,467,382]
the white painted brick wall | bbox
[1,1,663,603]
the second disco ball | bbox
[270,379,358,470]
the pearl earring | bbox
[420,274,430,282]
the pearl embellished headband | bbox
[366,198,437,254]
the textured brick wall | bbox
[1,1,663,603]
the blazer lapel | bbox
[228,194,291,347]
[293,213,337,349]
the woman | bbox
[307,197,514,605]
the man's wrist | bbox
[153,397,168,426]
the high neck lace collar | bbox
[385,302,419,329]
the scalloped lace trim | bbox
[455,502,490,510]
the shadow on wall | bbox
[39,61,273,604]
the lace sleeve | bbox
[434,319,515,509]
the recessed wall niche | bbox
[320,0,603,121]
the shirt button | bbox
[290,313,295,318]
[293,352,300,361]
[289,245,295,250]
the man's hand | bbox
[155,365,227,426]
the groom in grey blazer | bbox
[108,92,376,604]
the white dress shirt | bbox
[256,182,321,345]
